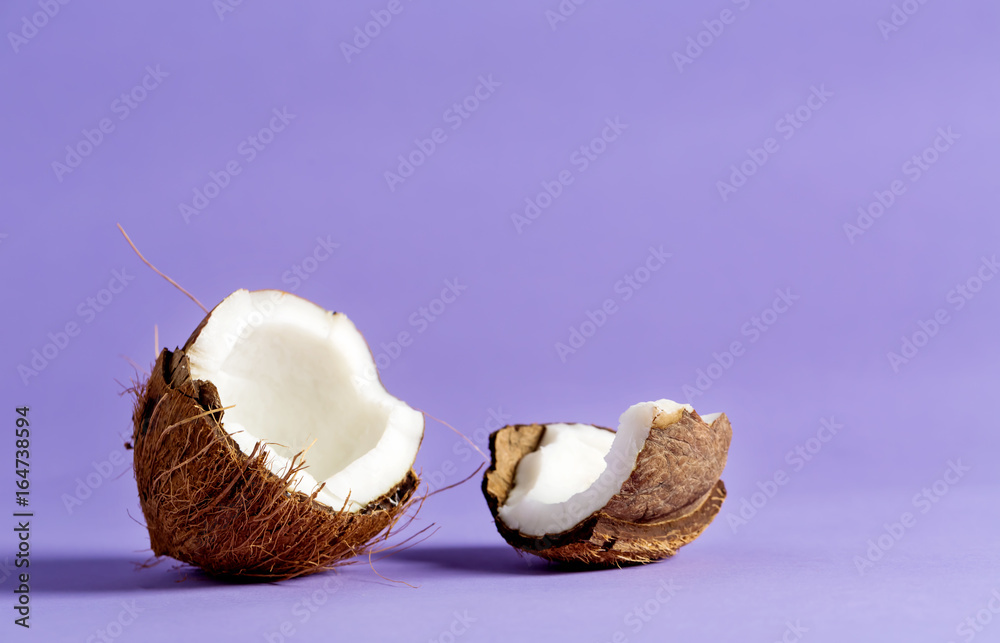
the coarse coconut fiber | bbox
[131,290,424,580]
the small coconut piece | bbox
[131,289,423,580]
[482,400,731,566]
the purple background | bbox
[2,1,999,641]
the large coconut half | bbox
[131,289,424,580]
[483,400,731,566]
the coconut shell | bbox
[482,409,731,566]
[131,347,419,580]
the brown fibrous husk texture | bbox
[483,409,732,566]
[130,348,419,581]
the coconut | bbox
[482,400,731,566]
[131,289,424,580]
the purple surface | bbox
[2,1,999,641]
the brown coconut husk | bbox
[131,347,419,581]
[482,409,731,566]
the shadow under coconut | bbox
[23,554,231,594]
[388,544,626,576]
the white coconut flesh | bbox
[700,412,721,425]
[185,290,423,512]
[497,400,716,537]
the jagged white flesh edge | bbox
[497,400,696,537]
[185,290,423,513]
